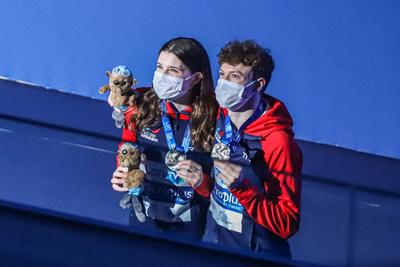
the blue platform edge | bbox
[1,78,400,267]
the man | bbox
[182,40,302,257]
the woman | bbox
[110,37,218,240]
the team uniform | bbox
[198,95,302,257]
[119,90,211,240]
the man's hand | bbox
[214,160,243,188]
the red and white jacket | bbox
[199,95,302,256]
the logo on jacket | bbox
[144,182,193,204]
[140,128,158,142]
[215,127,224,143]
[212,183,243,213]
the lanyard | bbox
[160,101,192,186]
[221,101,265,153]
[160,101,191,153]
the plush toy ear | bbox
[105,71,111,78]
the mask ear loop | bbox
[246,78,266,93]
[244,79,258,89]
[238,79,261,104]
[183,72,201,93]
[184,72,197,81]
[254,78,263,91]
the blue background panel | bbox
[0,0,400,159]
[0,116,128,226]
[289,180,351,267]
[2,80,400,266]
[0,203,297,267]
[352,191,400,266]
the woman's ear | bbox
[190,72,203,87]
[195,72,203,82]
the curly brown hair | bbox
[218,40,275,86]
[130,37,218,152]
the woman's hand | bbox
[214,160,243,188]
[108,92,115,107]
[111,166,129,192]
[177,160,203,188]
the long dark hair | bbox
[131,37,218,152]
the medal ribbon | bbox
[160,101,191,185]
[160,101,191,153]
[221,101,265,153]
[214,101,265,185]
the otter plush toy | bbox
[99,65,136,128]
[118,142,146,222]
[118,142,145,190]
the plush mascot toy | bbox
[117,142,145,190]
[117,142,146,222]
[99,65,136,128]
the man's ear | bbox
[106,71,111,78]
[256,78,266,92]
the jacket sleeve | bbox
[116,107,138,166]
[194,173,214,198]
[121,107,138,143]
[230,132,302,239]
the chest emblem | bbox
[140,128,158,142]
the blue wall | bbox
[2,79,400,266]
[0,0,399,159]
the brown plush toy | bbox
[99,65,136,108]
[117,142,145,190]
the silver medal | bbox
[211,142,231,161]
[165,150,186,171]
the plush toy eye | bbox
[122,149,128,155]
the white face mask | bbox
[152,71,194,100]
[215,79,257,110]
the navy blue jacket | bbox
[120,100,212,240]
